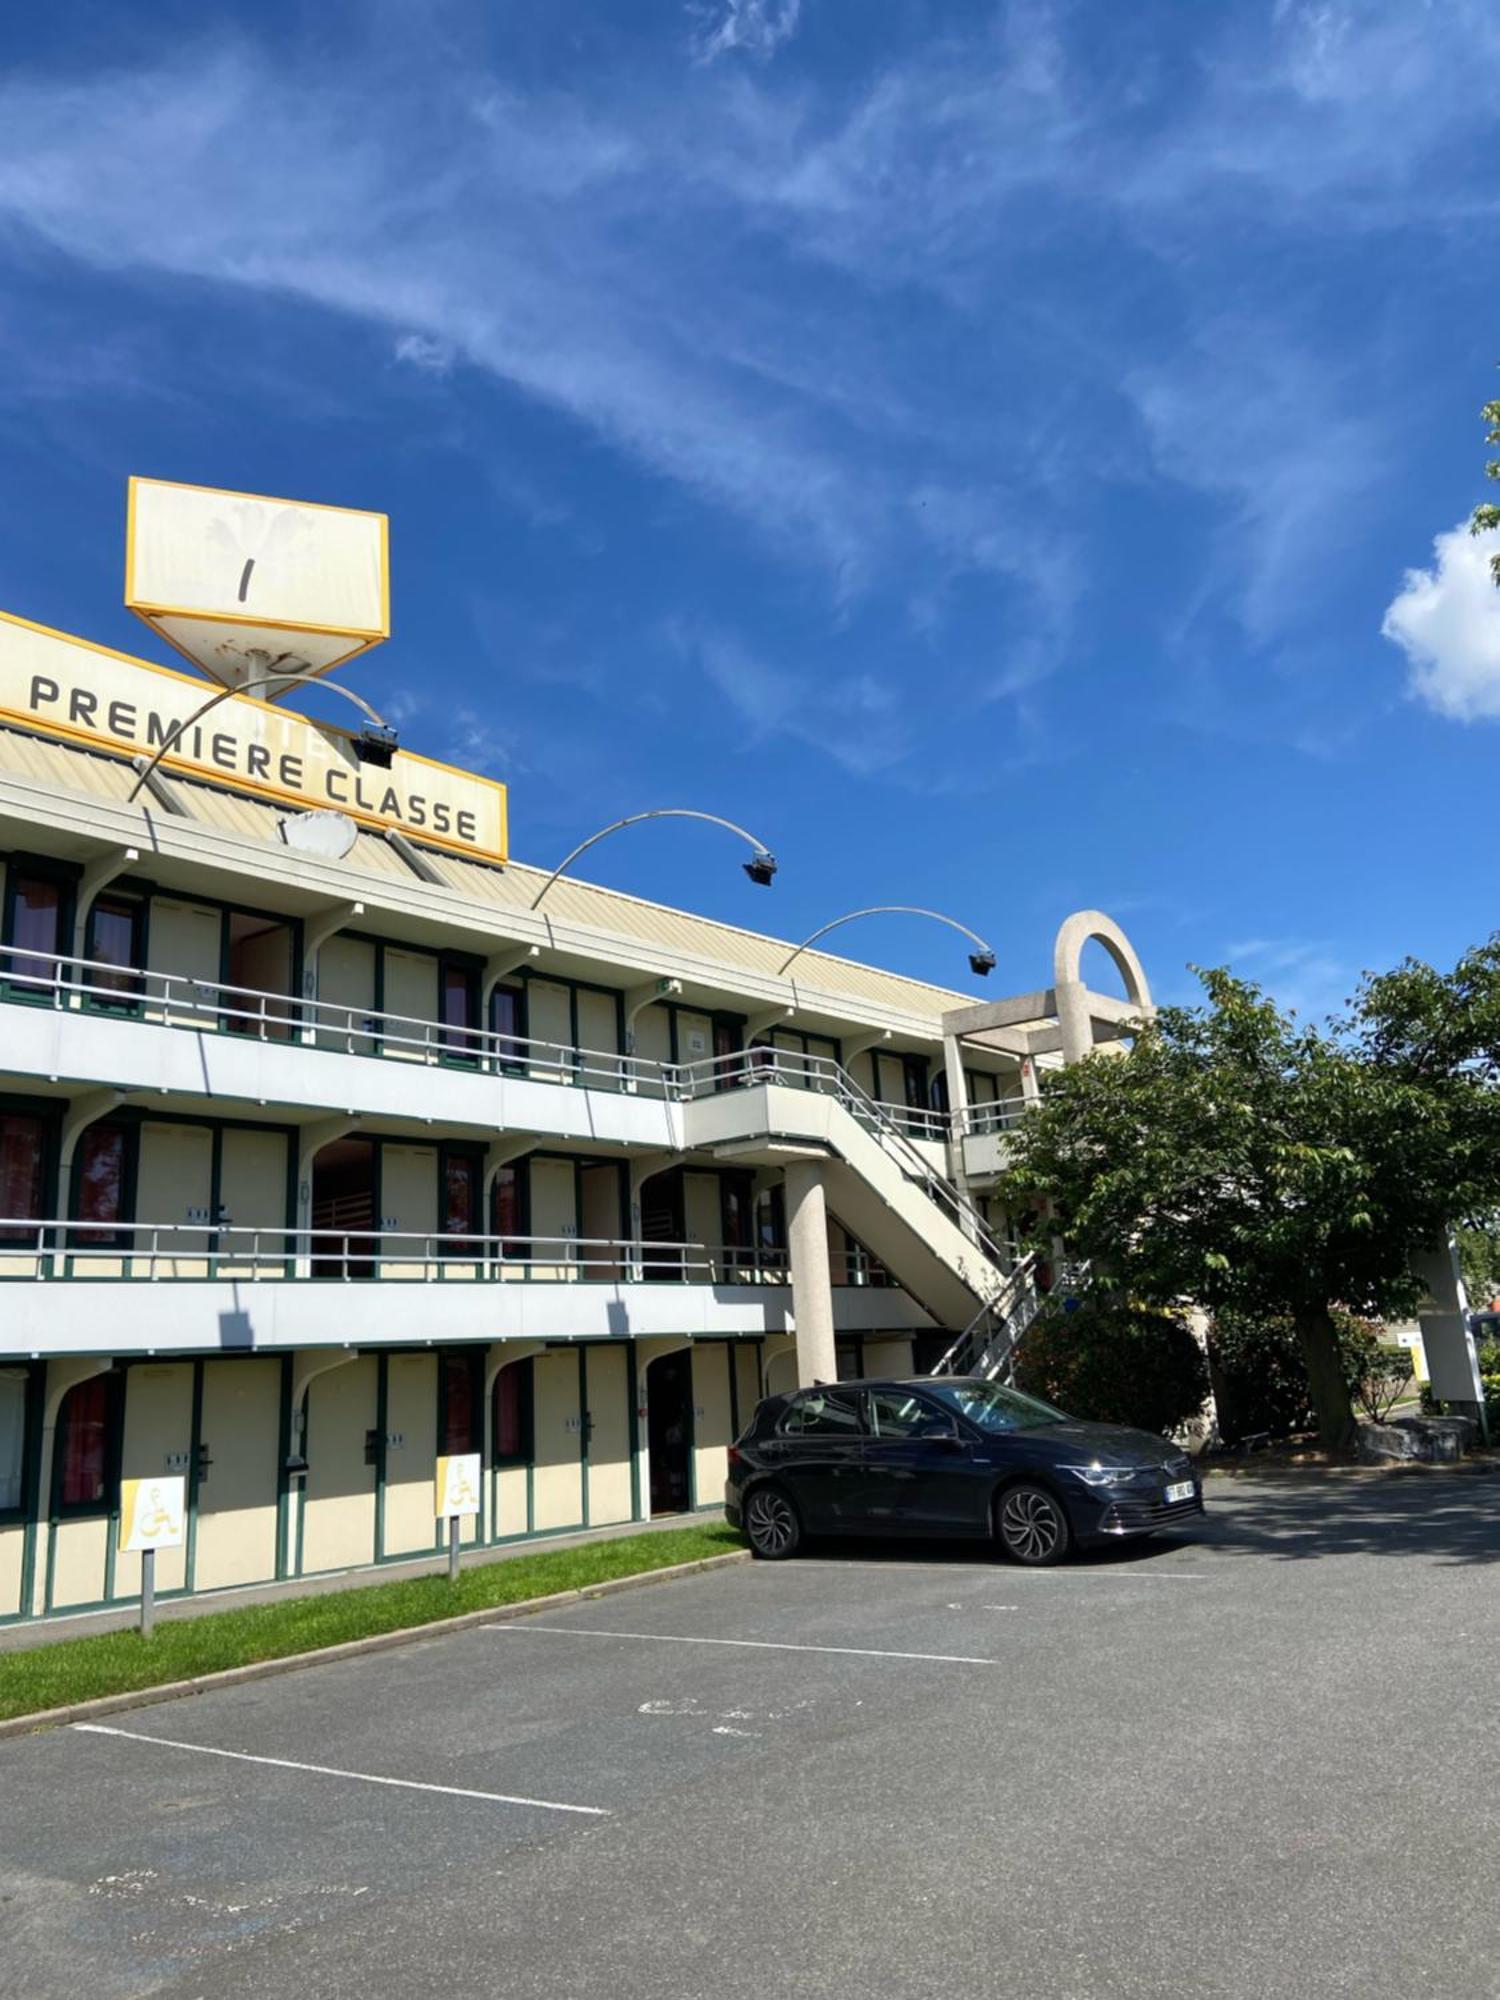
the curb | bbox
[0,1548,751,1743]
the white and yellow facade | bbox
[0,486,1153,1623]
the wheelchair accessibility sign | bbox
[435,1453,481,1519]
[120,1475,186,1553]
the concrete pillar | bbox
[784,1160,837,1387]
[1055,980,1094,1065]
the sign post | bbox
[434,1454,481,1583]
[119,1475,187,1638]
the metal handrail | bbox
[0,1215,907,1293]
[0,1217,797,1286]
[0,944,664,1092]
[954,1098,1029,1138]
[671,1047,1012,1268]
[0,945,1019,1275]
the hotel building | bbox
[0,480,1151,1622]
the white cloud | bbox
[393,331,455,375]
[1381,522,1500,722]
[689,0,802,66]
[1222,937,1350,1023]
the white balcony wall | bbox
[0,1002,683,1148]
[961,1130,1016,1181]
[0,1274,931,1359]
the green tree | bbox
[1457,1221,1500,1307]
[1473,374,1500,587]
[998,970,1497,1452]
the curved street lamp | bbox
[530,808,778,910]
[777,905,997,979]
[126,672,397,803]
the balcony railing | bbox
[955,1098,1028,1137]
[0,1218,799,1285]
[0,1218,904,1289]
[0,944,1018,1267]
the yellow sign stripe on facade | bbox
[0,610,508,865]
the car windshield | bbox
[926,1381,1069,1433]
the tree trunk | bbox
[1293,1304,1357,1453]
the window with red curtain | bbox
[440,1351,478,1454]
[443,1153,480,1256]
[493,1359,533,1465]
[490,984,525,1070]
[74,1123,127,1247]
[4,874,63,992]
[491,1164,523,1263]
[0,1112,48,1243]
[56,1375,112,1509]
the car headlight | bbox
[1062,1464,1135,1488]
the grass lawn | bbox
[0,1523,745,1724]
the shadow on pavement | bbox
[1194,1469,1500,1566]
[788,1469,1500,1571]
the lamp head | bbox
[743,851,778,887]
[968,949,997,977]
[353,723,399,770]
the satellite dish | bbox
[278,810,358,860]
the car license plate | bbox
[1165,1480,1195,1504]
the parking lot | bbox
[4,1473,1500,2000]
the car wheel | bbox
[744,1483,802,1560]
[995,1482,1071,1566]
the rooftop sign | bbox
[0,611,507,866]
[125,476,389,697]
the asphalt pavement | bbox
[3,1471,1499,1999]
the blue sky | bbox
[1,0,1499,1021]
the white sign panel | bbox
[126,477,388,690]
[0,611,508,864]
[120,1475,186,1553]
[435,1453,482,1519]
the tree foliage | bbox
[1457,1222,1500,1308]
[1012,1297,1208,1437]
[999,965,1500,1452]
[1472,374,1500,587]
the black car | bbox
[725,1376,1203,1565]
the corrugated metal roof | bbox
[0,725,979,1022]
[0,728,140,802]
[425,852,974,1017]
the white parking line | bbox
[487,1625,997,1665]
[71,1723,609,1816]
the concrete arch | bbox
[1052,910,1153,1013]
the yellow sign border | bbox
[0,607,507,866]
[125,475,393,656]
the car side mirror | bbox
[928,1430,965,1448]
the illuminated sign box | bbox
[0,611,507,866]
[125,476,390,695]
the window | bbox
[440,1350,480,1454]
[778,1389,863,1437]
[0,1111,50,1243]
[864,1388,955,1440]
[720,1174,754,1276]
[442,1151,481,1256]
[54,1373,116,1512]
[86,894,145,1007]
[0,1367,29,1513]
[3,873,65,995]
[491,1164,525,1263]
[440,961,480,1059]
[73,1122,128,1249]
[490,983,525,1071]
[493,1358,534,1464]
